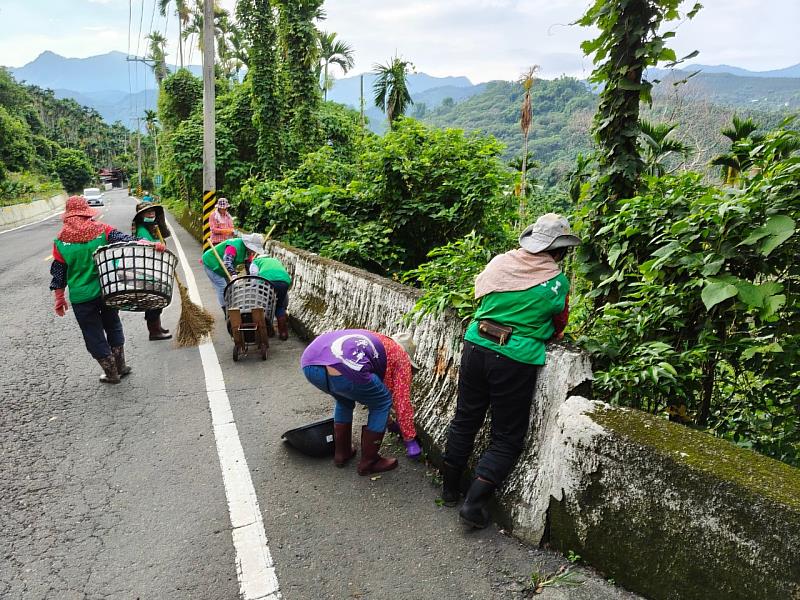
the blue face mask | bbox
[143,217,156,223]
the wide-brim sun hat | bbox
[519,212,582,254]
[217,197,230,209]
[132,203,172,239]
[391,331,420,371]
[241,232,266,254]
[63,196,100,220]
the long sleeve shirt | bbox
[210,210,235,245]
[375,333,416,441]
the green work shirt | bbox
[135,224,156,242]
[251,256,291,285]
[464,272,569,365]
[55,232,108,304]
[202,238,247,277]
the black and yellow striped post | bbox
[202,190,216,251]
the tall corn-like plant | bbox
[517,65,539,217]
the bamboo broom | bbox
[156,227,216,347]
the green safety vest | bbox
[251,256,291,285]
[135,224,156,242]
[202,238,247,277]
[464,272,570,365]
[55,233,108,304]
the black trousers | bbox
[72,297,125,360]
[144,308,162,323]
[444,341,538,486]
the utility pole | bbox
[201,0,216,251]
[135,117,143,196]
[360,74,365,131]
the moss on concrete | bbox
[592,405,800,512]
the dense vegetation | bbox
[147,0,798,466]
[0,68,132,198]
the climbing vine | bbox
[237,0,283,177]
[576,0,702,299]
[277,0,323,164]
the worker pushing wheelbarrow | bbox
[223,275,277,361]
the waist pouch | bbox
[477,319,513,346]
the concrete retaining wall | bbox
[0,194,66,230]
[268,240,800,600]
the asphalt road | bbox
[0,189,640,600]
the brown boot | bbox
[333,422,356,467]
[97,356,121,384]
[111,346,132,378]
[357,426,398,476]
[276,314,289,341]
[148,319,172,341]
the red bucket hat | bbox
[62,195,101,220]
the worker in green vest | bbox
[131,203,172,341]
[249,252,292,340]
[201,233,265,312]
[50,196,167,383]
[440,213,581,529]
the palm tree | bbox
[373,56,414,127]
[710,115,761,185]
[517,65,538,216]
[317,31,354,101]
[146,32,169,86]
[638,120,691,176]
[158,0,191,67]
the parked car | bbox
[83,188,104,206]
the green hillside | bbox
[422,76,795,187]
[422,78,596,186]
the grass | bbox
[0,172,63,207]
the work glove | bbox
[404,439,422,460]
[54,289,68,317]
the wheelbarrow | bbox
[223,275,277,362]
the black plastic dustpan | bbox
[281,417,335,458]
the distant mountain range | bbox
[7,51,201,124]
[5,51,800,127]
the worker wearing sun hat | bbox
[210,197,235,245]
[50,196,167,383]
[202,232,264,311]
[440,213,581,529]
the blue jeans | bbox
[204,264,229,308]
[72,297,125,359]
[302,365,391,433]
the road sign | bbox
[154,174,163,187]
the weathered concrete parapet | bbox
[267,240,800,600]
[547,398,800,600]
[0,193,66,230]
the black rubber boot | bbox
[148,320,172,341]
[458,478,495,529]
[440,462,463,507]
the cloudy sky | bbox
[1,0,798,82]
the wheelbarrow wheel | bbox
[233,345,240,362]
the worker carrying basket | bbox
[93,241,178,311]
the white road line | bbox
[166,218,282,600]
[0,210,65,235]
